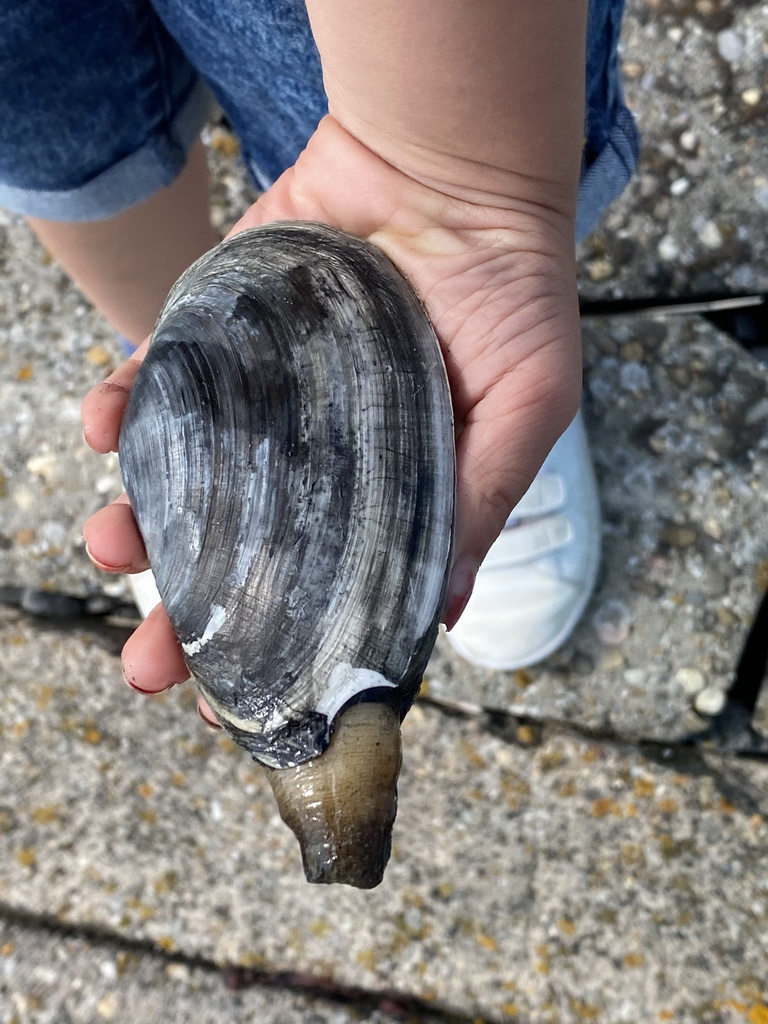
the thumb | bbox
[443,364,581,630]
[81,337,150,453]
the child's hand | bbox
[82,115,581,700]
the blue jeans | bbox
[0,0,638,242]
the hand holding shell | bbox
[119,222,455,887]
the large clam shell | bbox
[119,222,455,885]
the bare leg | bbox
[26,138,219,347]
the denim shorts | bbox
[0,0,639,243]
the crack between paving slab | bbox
[422,693,768,764]
[435,701,768,819]
[417,694,768,818]
[580,290,768,350]
[4,590,768,811]
[0,902,510,1024]
[426,584,768,787]
[6,588,768,760]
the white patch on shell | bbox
[315,662,397,724]
[264,704,290,732]
[182,603,227,656]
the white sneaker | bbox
[446,410,601,670]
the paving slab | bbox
[2,614,768,1023]
[429,312,768,744]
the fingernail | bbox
[198,706,222,730]
[442,554,479,631]
[122,669,158,695]
[85,542,131,574]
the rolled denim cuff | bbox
[0,80,213,222]
[576,104,640,244]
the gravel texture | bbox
[578,0,768,301]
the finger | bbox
[83,494,149,573]
[122,603,189,694]
[197,695,222,730]
[81,338,150,453]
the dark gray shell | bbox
[120,222,454,769]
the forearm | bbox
[304,0,588,216]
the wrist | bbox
[329,110,581,227]
[306,0,587,223]
[292,115,578,257]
